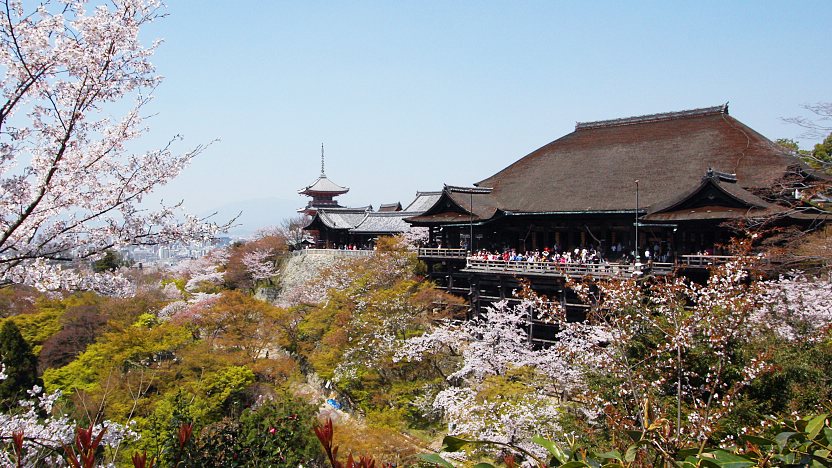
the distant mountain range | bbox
[200,197,301,237]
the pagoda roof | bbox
[298,175,349,195]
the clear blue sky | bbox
[138,1,831,233]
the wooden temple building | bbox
[406,104,828,260]
[298,106,829,342]
[403,104,829,341]
[303,192,441,248]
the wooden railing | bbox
[418,248,468,259]
[464,258,675,277]
[679,255,738,267]
[291,248,374,258]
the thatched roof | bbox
[407,104,818,227]
[473,104,802,214]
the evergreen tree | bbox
[0,321,41,410]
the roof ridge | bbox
[317,206,371,212]
[444,184,493,194]
[575,103,728,131]
[366,211,416,217]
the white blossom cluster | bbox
[401,228,429,249]
[241,248,278,281]
[0,0,224,294]
[756,272,832,341]
[1,259,134,296]
[0,379,137,467]
[396,299,577,450]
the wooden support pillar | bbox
[469,275,479,320]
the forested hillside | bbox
[1,228,830,466]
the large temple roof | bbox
[473,104,802,214]
[404,104,825,226]
[499,106,800,211]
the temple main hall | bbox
[406,104,829,261]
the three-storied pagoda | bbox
[298,144,349,216]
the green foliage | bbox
[722,337,832,437]
[0,321,41,409]
[1,308,62,355]
[194,365,256,420]
[421,413,832,468]
[92,249,126,272]
[42,322,192,393]
[812,132,832,170]
[132,312,159,328]
[159,393,322,467]
[775,138,809,156]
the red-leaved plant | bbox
[62,424,107,468]
[314,418,392,468]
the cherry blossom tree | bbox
[0,0,223,292]
[401,227,429,249]
[240,248,278,283]
[757,271,832,342]
[272,215,310,250]
[0,378,137,466]
[396,295,577,457]
[398,252,832,461]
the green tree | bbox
[190,395,322,466]
[775,138,808,155]
[92,250,125,272]
[811,132,832,170]
[0,321,41,409]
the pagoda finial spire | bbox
[320,143,326,176]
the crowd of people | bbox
[470,246,607,264]
[468,243,676,265]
